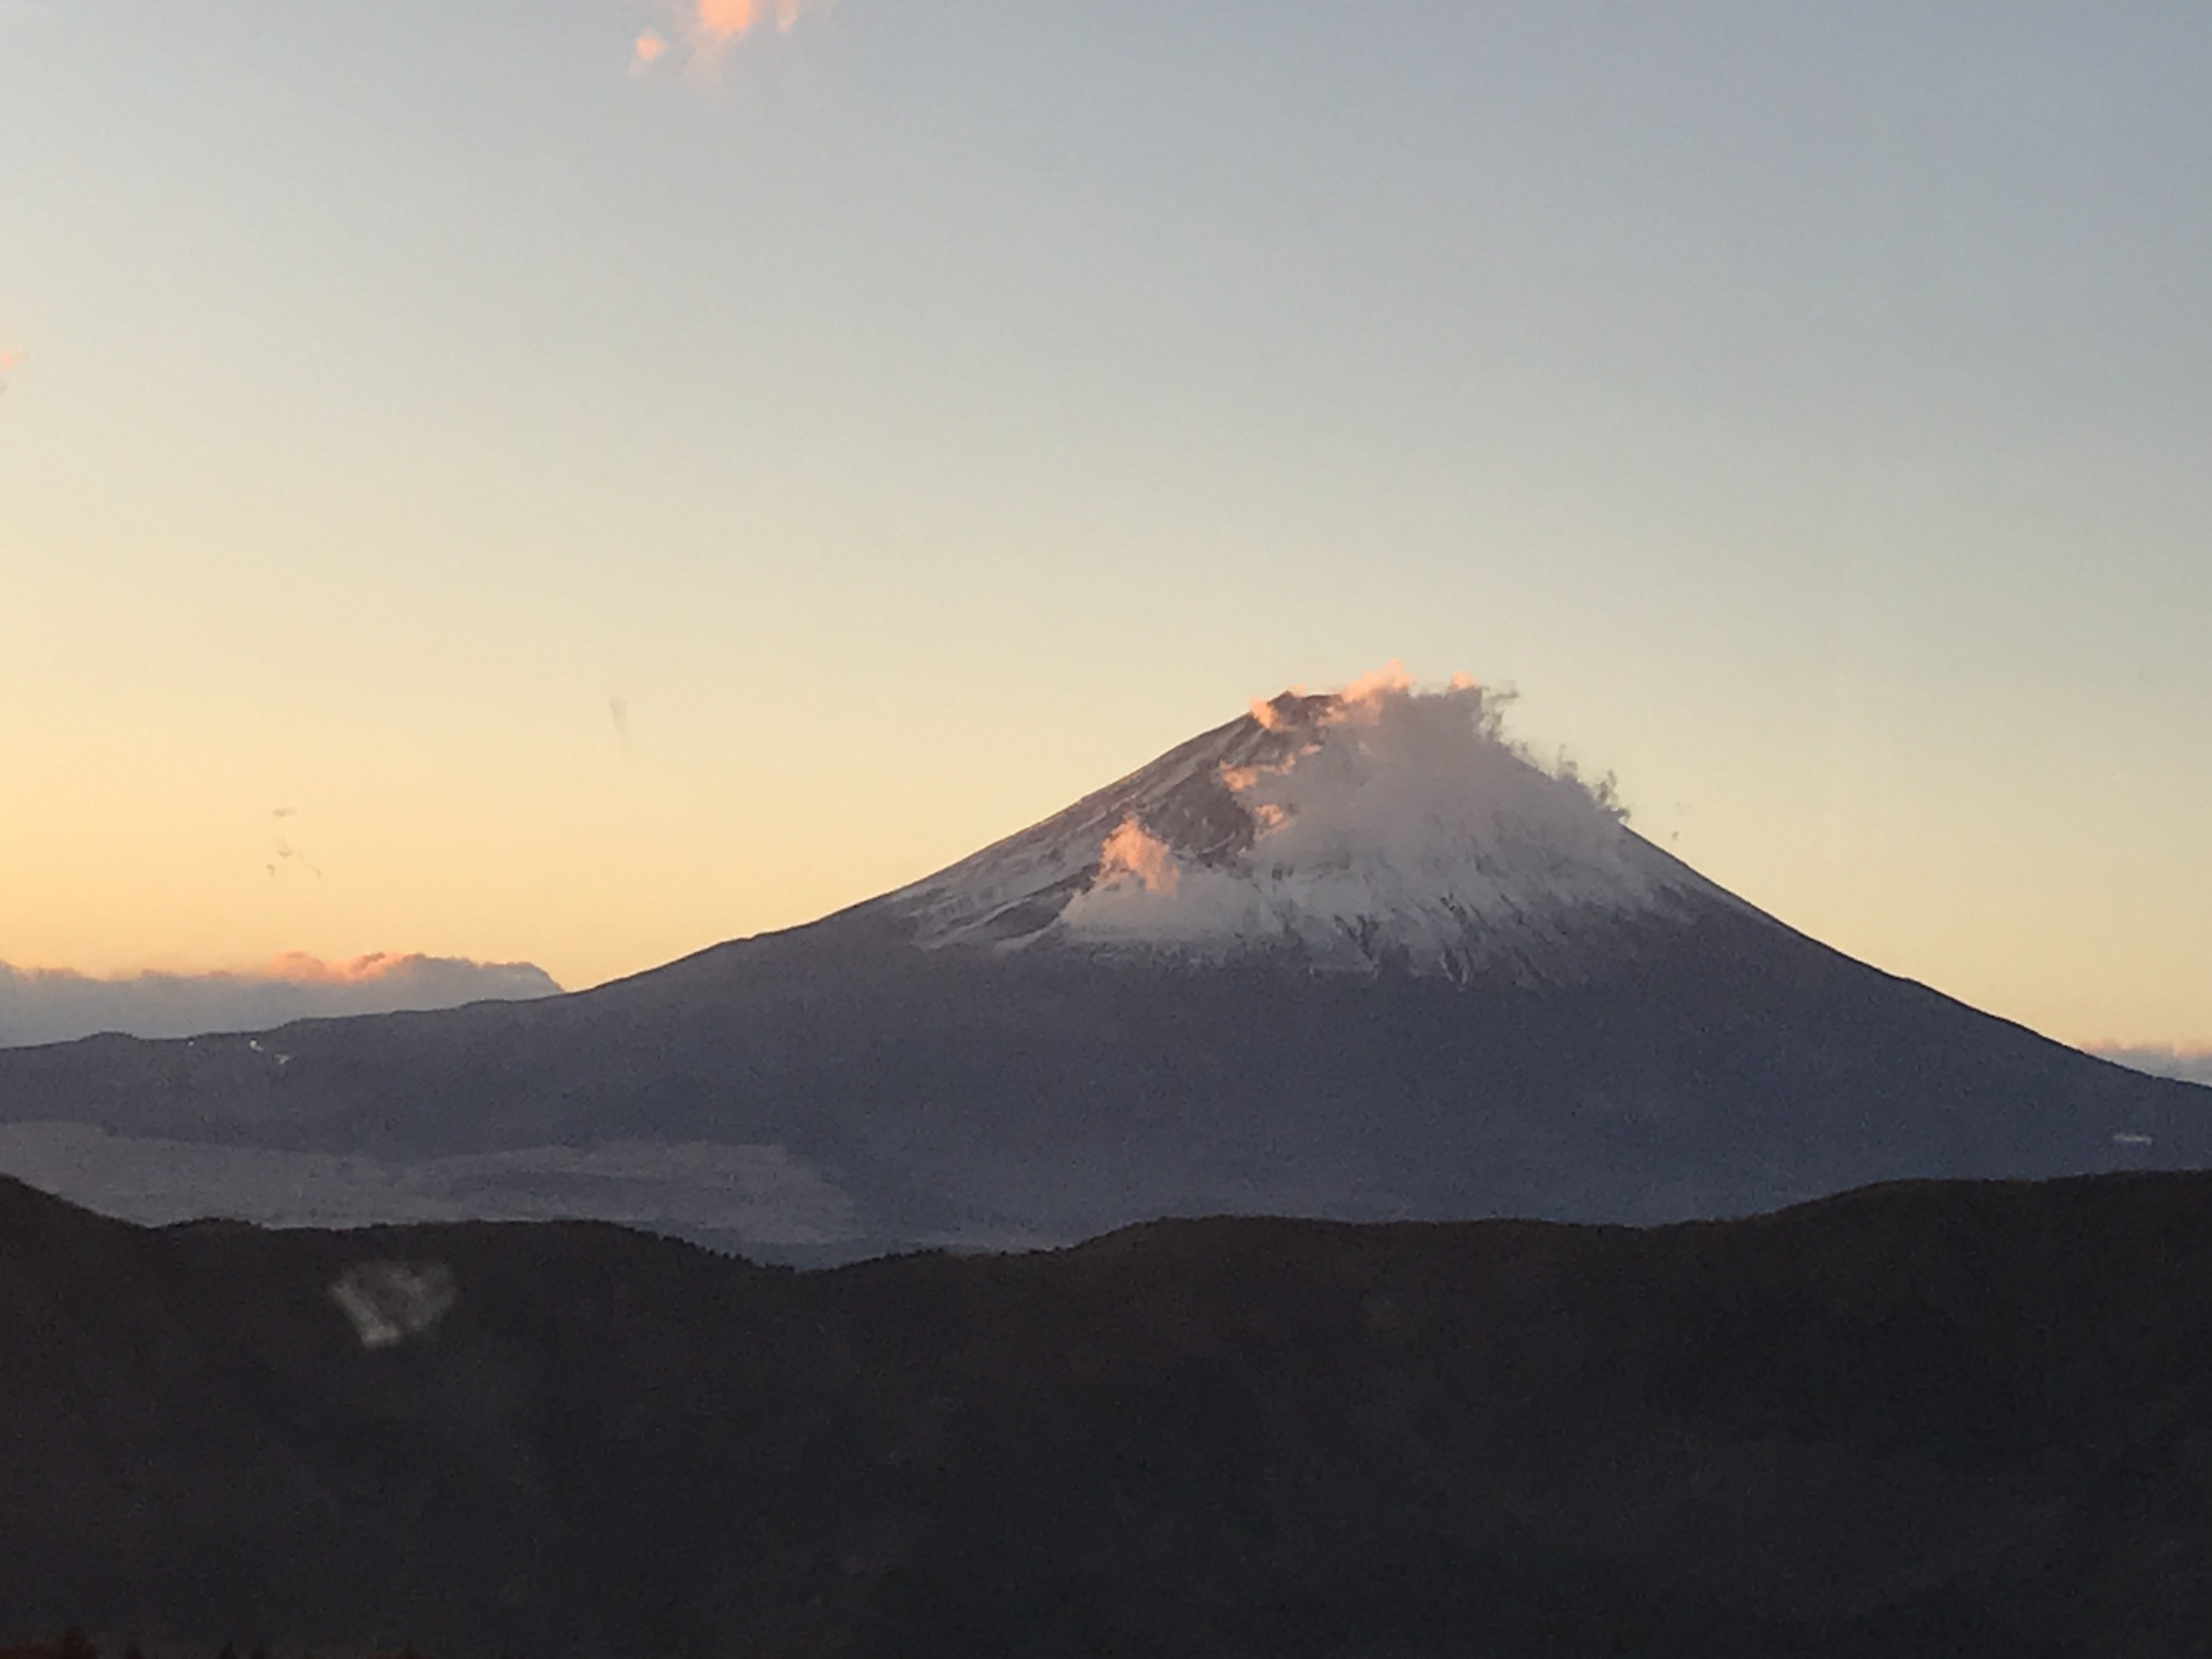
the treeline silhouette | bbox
[1,1636,426,1659]
[10,1171,2212,1655]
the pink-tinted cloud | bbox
[696,0,759,37]
[1335,659,1415,712]
[1095,816,1179,896]
[265,950,427,985]
[697,0,814,40]
[633,0,828,72]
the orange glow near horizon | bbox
[1,659,2206,1050]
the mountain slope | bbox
[0,677,2204,1258]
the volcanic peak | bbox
[887,670,1743,981]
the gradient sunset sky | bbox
[3,1,2207,1050]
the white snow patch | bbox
[894,670,1730,979]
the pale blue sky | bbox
[3,1,2208,1044]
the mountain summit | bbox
[0,671,2206,1259]
[893,669,1736,982]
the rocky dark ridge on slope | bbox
[6,1171,2212,1656]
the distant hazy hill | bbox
[5,1171,2212,1655]
[0,954,559,1049]
[2095,1045,2212,1087]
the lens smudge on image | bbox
[330,1260,457,1350]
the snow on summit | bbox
[890,665,1739,981]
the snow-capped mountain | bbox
[891,670,1739,981]
[0,670,2206,1261]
